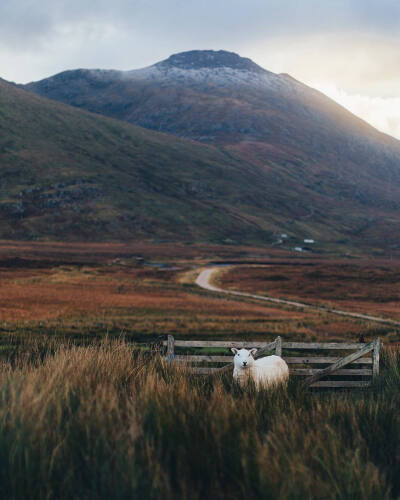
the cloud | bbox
[2,0,400,62]
[0,0,399,138]
[314,85,400,139]
[250,33,400,98]
[248,32,400,138]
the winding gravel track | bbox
[196,267,400,327]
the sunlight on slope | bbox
[315,83,400,140]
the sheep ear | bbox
[250,348,257,356]
[231,348,238,354]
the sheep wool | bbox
[231,348,289,388]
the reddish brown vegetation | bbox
[0,242,398,342]
[0,240,292,264]
[219,261,400,321]
[0,265,306,326]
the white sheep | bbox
[231,348,289,388]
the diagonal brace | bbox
[303,340,375,386]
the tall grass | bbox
[0,339,398,499]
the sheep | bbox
[231,348,289,388]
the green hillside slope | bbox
[0,79,279,242]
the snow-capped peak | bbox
[157,50,266,73]
[122,50,294,93]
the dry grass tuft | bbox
[0,339,398,499]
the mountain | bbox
[1,51,399,251]
[24,50,400,156]
[20,50,400,251]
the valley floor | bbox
[0,241,398,345]
[198,265,400,326]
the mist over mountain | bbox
[2,50,400,251]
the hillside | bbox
[22,50,400,252]
[0,79,284,242]
[1,70,400,251]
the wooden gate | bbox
[163,336,381,388]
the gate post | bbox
[167,335,175,362]
[373,338,380,379]
[275,336,282,357]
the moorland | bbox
[0,243,398,500]
[0,241,398,346]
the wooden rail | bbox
[163,340,368,349]
[163,336,381,388]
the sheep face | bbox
[231,348,257,370]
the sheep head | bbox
[231,348,257,370]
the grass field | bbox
[0,243,399,346]
[0,242,398,499]
[0,338,398,499]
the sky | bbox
[1,0,400,139]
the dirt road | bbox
[195,267,400,327]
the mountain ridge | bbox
[23,50,400,148]
[4,50,400,251]
[157,50,267,73]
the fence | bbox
[163,336,381,388]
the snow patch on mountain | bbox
[122,63,295,94]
